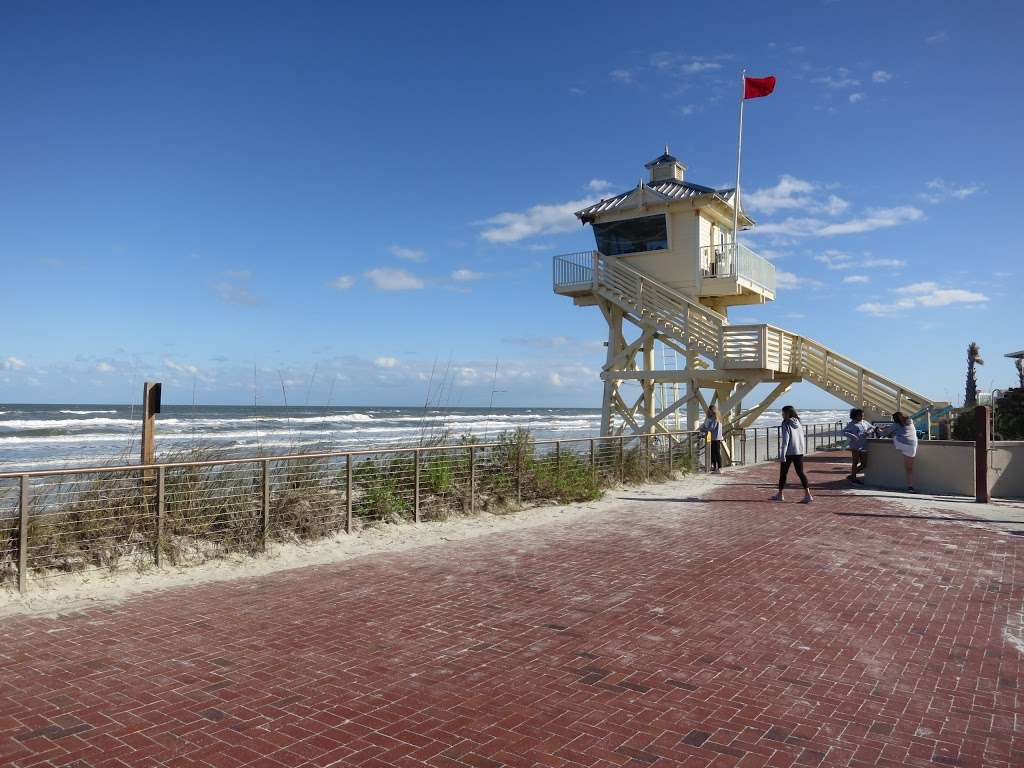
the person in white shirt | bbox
[699,405,725,473]
[889,411,919,493]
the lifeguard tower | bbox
[554,149,937,458]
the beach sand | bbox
[1,472,725,618]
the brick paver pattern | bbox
[1,455,1021,768]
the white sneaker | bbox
[800,493,813,504]
[771,492,784,501]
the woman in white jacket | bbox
[890,411,918,493]
[772,406,813,503]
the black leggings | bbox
[779,455,809,490]
[710,440,722,470]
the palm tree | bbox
[964,342,984,406]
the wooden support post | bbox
[155,466,165,566]
[643,434,650,481]
[18,475,29,594]
[555,441,561,483]
[754,427,759,463]
[975,405,990,504]
[261,460,270,550]
[345,454,353,534]
[414,449,421,523]
[666,435,673,474]
[469,446,476,515]
[590,438,596,481]
[618,436,625,484]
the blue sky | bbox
[2,1,1021,408]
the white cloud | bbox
[481,196,596,243]
[814,251,905,271]
[776,271,823,290]
[164,359,201,377]
[744,176,849,216]
[858,282,988,315]
[329,275,355,290]
[757,206,925,237]
[389,245,426,262]
[861,257,906,268]
[364,267,425,291]
[451,269,482,282]
[96,362,115,373]
[587,179,613,193]
[814,249,854,269]
[812,68,861,90]
[3,356,26,370]
[843,275,870,284]
[374,356,398,368]
[681,59,721,74]
[921,178,983,203]
[849,92,865,104]
[214,271,261,306]
[872,70,893,83]
[610,68,635,84]
[926,31,948,44]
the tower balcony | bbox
[699,243,775,300]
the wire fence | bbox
[0,423,844,592]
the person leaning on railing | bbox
[699,405,724,474]
[842,408,876,484]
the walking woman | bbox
[890,411,918,492]
[772,406,813,503]
[699,405,724,474]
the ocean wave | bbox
[0,417,140,430]
[58,409,119,415]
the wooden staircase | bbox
[554,251,934,418]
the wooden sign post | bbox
[141,382,162,467]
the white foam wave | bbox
[58,409,118,415]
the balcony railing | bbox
[699,242,775,294]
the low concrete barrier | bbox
[864,439,975,496]
[990,442,1024,498]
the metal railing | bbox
[0,423,847,592]
[699,242,776,294]
[552,250,595,290]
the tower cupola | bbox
[644,146,686,183]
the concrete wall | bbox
[864,439,975,496]
[864,439,1024,499]
[990,442,1024,498]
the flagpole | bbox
[733,68,745,258]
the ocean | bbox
[0,404,848,472]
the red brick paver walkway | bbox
[1,454,1021,768]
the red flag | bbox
[743,75,776,99]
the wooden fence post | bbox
[261,459,270,550]
[346,454,353,533]
[555,441,561,484]
[155,466,165,566]
[516,444,523,507]
[975,405,990,503]
[469,446,476,515]
[18,475,29,594]
[590,438,596,482]
[618,436,625,484]
[414,449,421,523]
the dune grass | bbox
[0,429,699,587]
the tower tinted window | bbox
[593,215,668,256]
